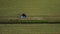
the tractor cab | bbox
[20,13,26,19]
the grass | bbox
[0,0,60,34]
[0,0,60,16]
[0,0,60,22]
[0,16,60,24]
[0,19,60,24]
[0,24,60,34]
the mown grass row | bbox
[0,19,60,24]
[0,16,60,24]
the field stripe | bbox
[0,24,60,34]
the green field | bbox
[0,24,60,34]
[0,0,60,22]
[0,0,60,16]
[0,0,60,33]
